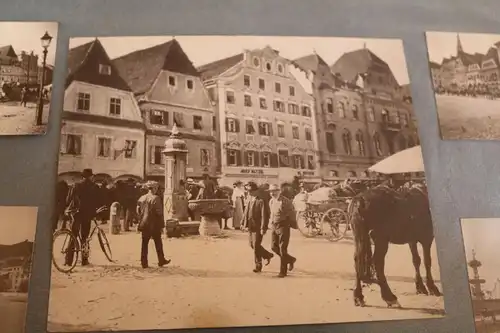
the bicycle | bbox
[52,206,114,273]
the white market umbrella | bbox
[369,145,424,174]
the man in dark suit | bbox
[65,168,99,266]
[242,181,273,273]
[269,184,297,278]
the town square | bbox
[0,22,56,136]
[48,35,444,331]
[427,32,500,140]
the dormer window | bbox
[99,64,111,75]
[253,57,260,67]
[186,79,194,90]
[277,63,284,74]
[266,62,272,71]
[168,75,176,87]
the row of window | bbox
[250,57,285,75]
[61,134,213,167]
[167,74,194,91]
[150,146,211,167]
[324,98,410,125]
[226,91,312,117]
[149,109,216,131]
[226,149,315,170]
[225,118,313,140]
[61,134,138,159]
[242,74,295,96]
[325,130,416,156]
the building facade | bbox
[433,35,500,91]
[0,46,40,85]
[199,46,318,186]
[58,39,145,183]
[0,241,33,292]
[113,39,217,182]
[291,47,418,181]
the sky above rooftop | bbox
[0,206,37,245]
[0,22,58,66]
[69,35,410,85]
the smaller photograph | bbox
[426,31,500,140]
[461,218,500,333]
[0,206,38,333]
[0,22,58,135]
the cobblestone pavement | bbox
[0,102,49,135]
[436,94,500,140]
[47,227,444,332]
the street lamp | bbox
[35,31,52,126]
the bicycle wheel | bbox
[52,229,79,273]
[298,211,321,238]
[97,227,113,262]
[322,208,349,242]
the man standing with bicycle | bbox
[137,181,170,269]
[65,168,99,266]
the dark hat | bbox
[82,169,93,178]
[244,181,259,192]
[233,181,242,186]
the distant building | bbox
[429,61,442,88]
[58,39,146,183]
[0,46,39,85]
[434,34,500,91]
[290,47,418,180]
[0,240,33,292]
[113,39,217,182]
[199,46,318,186]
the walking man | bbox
[65,168,99,266]
[136,181,170,269]
[269,184,297,278]
[241,181,273,273]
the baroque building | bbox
[58,39,146,182]
[199,46,318,186]
[113,39,217,182]
[294,47,418,180]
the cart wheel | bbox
[322,208,349,242]
[297,211,321,238]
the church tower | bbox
[457,33,464,54]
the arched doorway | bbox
[58,171,83,184]
[93,173,113,185]
[113,174,143,184]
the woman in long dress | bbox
[231,181,244,229]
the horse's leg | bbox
[409,242,428,295]
[373,239,400,307]
[353,244,365,307]
[422,240,442,296]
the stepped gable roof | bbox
[0,240,33,261]
[112,39,199,95]
[197,53,244,81]
[293,53,330,73]
[66,39,132,91]
[330,48,391,83]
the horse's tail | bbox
[348,195,374,284]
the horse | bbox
[348,183,441,308]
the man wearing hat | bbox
[269,184,297,278]
[136,181,170,268]
[65,168,99,266]
[241,181,273,273]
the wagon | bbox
[296,197,351,242]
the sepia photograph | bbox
[460,218,500,333]
[48,35,444,332]
[0,21,57,135]
[0,206,38,333]
[426,31,500,140]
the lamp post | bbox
[36,31,52,126]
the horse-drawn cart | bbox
[297,195,351,242]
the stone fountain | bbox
[162,124,229,237]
